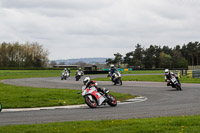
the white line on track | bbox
[2,96,147,112]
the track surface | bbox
[1,75,200,126]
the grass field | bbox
[0,70,135,108]
[0,70,76,80]
[0,70,200,132]
[0,115,200,132]
[0,82,134,109]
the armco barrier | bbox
[103,68,133,71]
[173,70,183,78]
[187,70,193,78]
[188,65,200,70]
[192,70,200,78]
[84,71,109,74]
[187,70,200,78]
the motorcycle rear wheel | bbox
[85,95,97,108]
[119,79,122,85]
[107,94,117,107]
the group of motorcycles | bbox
[62,68,181,109]
[60,68,121,108]
[0,69,181,112]
[61,69,123,85]
[61,70,84,81]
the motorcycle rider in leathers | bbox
[83,77,109,94]
[108,64,118,82]
[62,68,69,75]
[63,68,68,73]
[76,68,84,76]
[164,69,179,86]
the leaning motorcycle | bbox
[79,86,117,108]
[169,76,182,91]
[109,71,122,85]
[75,71,83,81]
[61,71,70,80]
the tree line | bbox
[106,41,200,69]
[0,42,49,67]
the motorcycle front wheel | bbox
[176,84,182,91]
[85,95,97,108]
[76,76,80,81]
[107,94,117,107]
[0,102,2,112]
[118,79,122,85]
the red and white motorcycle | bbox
[79,86,117,108]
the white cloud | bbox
[0,0,200,60]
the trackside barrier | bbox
[186,70,200,78]
[173,70,182,78]
[187,70,193,78]
[192,70,200,78]
[103,68,133,71]
[188,65,200,70]
[84,71,109,74]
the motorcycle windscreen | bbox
[171,77,177,84]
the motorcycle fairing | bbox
[85,87,105,105]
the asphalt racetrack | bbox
[1,74,200,126]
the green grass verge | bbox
[0,82,134,109]
[0,70,76,80]
[94,75,200,84]
[0,115,200,132]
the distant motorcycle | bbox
[75,71,83,81]
[108,71,122,85]
[169,76,182,91]
[78,86,117,108]
[0,102,2,112]
[61,71,70,80]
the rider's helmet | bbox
[83,77,90,85]
[68,68,70,70]
[79,68,82,70]
[64,68,67,71]
[165,69,169,75]
[110,64,114,69]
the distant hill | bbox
[52,57,108,65]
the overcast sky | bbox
[0,0,200,60]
